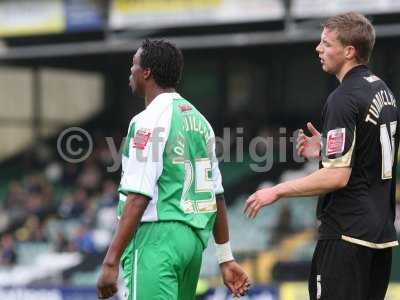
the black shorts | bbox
[308,239,392,300]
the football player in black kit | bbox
[244,12,399,300]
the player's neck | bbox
[145,86,176,106]
[336,61,362,83]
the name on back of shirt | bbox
[365,89,397,126]
[172,115,211,163]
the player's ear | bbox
[143,68,151,80]
[345,45,357,61]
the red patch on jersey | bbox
[326,128,345,156]
[179,104,192,112]
[133,128,151,150]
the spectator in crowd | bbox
[0,234,17,266]
[72,225,96,254]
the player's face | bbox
[316,28,347,75]
[129,48,145,96]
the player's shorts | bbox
[121,221,203,300]
[309,239,392,300]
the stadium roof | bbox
[1,22,400,61]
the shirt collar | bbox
[342,64,369,82]
[146,92,181,109]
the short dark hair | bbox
[323,12,375,64]
[139,39,184,89]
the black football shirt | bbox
[318,65,399,248]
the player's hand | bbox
[97,263,119,299]
[296,122,321,159]
[219,260,251,297]
[244,187,279,218]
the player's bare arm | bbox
[244,167,351,218]
[214,194,250,297]
[97,193,149,299]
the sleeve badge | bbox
[326,128,346,156]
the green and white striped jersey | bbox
[117,92,223,247]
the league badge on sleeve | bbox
[326,128,345,156]
[133,128,151,150]
[179,104,193,112]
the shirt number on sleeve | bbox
[380,121,397,180]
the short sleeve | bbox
[207,126,224,195]
[321,94,358,168]
[118,105,172,198]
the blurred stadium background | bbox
[0,0,399,299]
